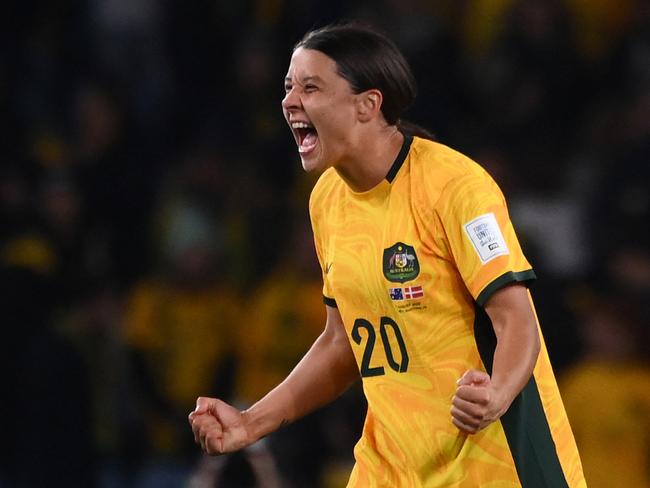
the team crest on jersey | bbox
[383,242,420,283]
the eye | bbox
[304,84,318,92]
[284,83,292,93]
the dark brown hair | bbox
[295,23,434,139]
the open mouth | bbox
[291,121,318,154]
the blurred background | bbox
[1,0,649,487]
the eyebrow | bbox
[284,75,324,85]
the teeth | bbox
[291,121,314,129]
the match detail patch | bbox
[389,285,424,301]
[464,213,509,263]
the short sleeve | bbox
[437,173,535,306]
[309,186,337,307]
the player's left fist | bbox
[451,370,505,434]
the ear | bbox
[356,89,383,123]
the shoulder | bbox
[411,137,491,180]
[409,137,499,207]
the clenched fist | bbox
[188,397,252,455]
[451,370,508,434]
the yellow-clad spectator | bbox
[561,294,650,488]
[234,218,364,488]
[123,201,241,486]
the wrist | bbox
[240,407,261,445]
[241,402,290,444]
[488,383,512,419]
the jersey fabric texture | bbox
[309,136,585,487]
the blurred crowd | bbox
[1,0,649,487]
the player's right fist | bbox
[188,397,251,455]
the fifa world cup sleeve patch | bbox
[464,212,510,263]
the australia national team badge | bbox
[383,242,420,283]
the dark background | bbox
[1,1,649,487]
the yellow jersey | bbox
[309,136,585,487]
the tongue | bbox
[299,131,318,153]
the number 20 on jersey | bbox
[352,316,409,377]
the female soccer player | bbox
[189,23,586,487]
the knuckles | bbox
[451,394,496,435]
[455,385,490,403]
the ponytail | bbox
[397,119,436,141]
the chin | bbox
[300,153,329,173]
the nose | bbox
[282,87,301,112]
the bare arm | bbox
[451,283,541,433]
[190,304,359,454]
[243,304,359,440]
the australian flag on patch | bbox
[389,287,404,301]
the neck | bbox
[334,126,404,192]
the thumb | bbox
[457,369,490,387]
[194,396,217,415]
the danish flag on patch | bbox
[403,285,424,300]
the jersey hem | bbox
[476,269,536,307]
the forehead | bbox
[285,47,341,82]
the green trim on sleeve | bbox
[473,305,570,487]
[323,296,338,308]
[476,269,536,307]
